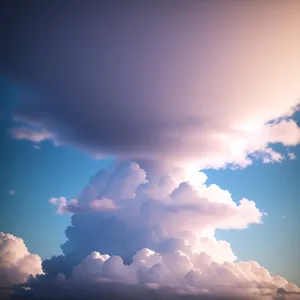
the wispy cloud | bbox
[288,152,296,160]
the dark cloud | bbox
[9,280,248,300]
[3,1,300,167]
[60,212,155,264]
[1,0,199,158]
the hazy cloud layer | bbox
[2,0,300,168]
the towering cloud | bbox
[36,162,300,299]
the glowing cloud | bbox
[0,233,43,288]
[30,162,298,300]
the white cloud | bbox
[0,232,43,288]
[49,197,79,215]
[288,152,297,160]
[50,162,264,235]
[89,198,118,211]
[10,161,300,299]
[9,190,16,196]
[56,162,298,297]
[70,247,300,299]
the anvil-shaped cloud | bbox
[2,0,300,169]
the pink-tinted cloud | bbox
[0,232,43,288]
[89,199,118,211]
[50,162,264,233]
[10,127,54,143]
[9,161,300,299]
[69,247,300,299]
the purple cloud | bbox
[2,0,300,169]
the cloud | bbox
[10,248,300,300]
[49,197,79,215]
[2,1,300,299]
[0,232,43,288]
[8,190,15,196]
[10,126,55,144]
[288,152,296,160]
[68,249,300,299]
[2,0,300,169]
[49,197,118,214]
[89,199,118,211]
[9,161,296,300]
[49,162,264,257]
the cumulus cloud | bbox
[288,152,296,160]
[67,248,300,299]
[2,0,300,168]
[50,162,264,243]
[12,161,295,300]
[0,232,43,288]
[49,197,79,215]
[89,198,118,211]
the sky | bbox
[1,1,300,300]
